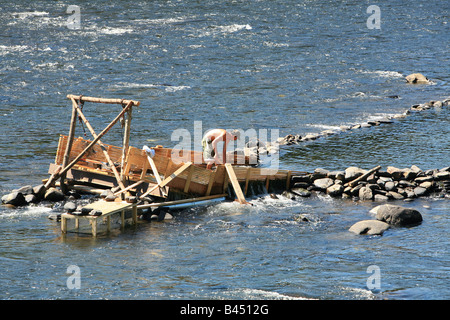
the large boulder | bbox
[2,192,26,206]
[44,187,65,202]
[405,73,430,84]
[374,204,422,226]
[349,220,390,236]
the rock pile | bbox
[277,97,449,146]
[286,165,450,201]
[1,184,70,207]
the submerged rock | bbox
[290,188,311,197]
[405,73,430,84]
[349,220,390,236]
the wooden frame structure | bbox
[51,95,307,236]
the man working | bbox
[202,129,241,169]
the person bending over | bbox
[202,129,240,170]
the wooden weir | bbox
[51,95,306,237]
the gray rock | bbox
[387,166,405,180]
[387,191,404,200]
[33,184,46,199]
[24,194,39,204]
[345,167,366,181]
[312,168,329,180]
[375,204,422,226]
[433,101,443,108]
[434,171,450,181]
[405,73,430,84]
[415,176,433,183]
[14,185,34,195]
[290,188,311,197]
[359,186,373,200]
[313,178,334,190]
[63,201,77,213]
[413,186,428,197]
[44,187,65,202]
[327,184,344,197]
[328,171,345,181]
[2,192,26,206]
[349,220,390,236]
[384,181,396,191]
[374,194,389,202]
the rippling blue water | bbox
[0,0,449,300]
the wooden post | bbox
[184,165,195,193]
[60,103,78,194]
[61,215,67,234]
[44,100,135,190]
[120,106,132,184]
[286,170,292,190]
[132,204,137,225]
[244,167,251,196]
[225,163,247,204]
[92,219,97,237]
[205,170,216,196]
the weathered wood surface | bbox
[67,94,140,107]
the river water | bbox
[0,0,449,300]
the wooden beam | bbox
[113,180,145,196]
[205,170,216,196]
[225,163,247,204]
[244,167,251,196]
[183,165,195,193]
[140,162,192,199]
[346,165,382,188]
[67,94,140,107]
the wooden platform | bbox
[61,200,137,237]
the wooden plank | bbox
[225,163,247,204]
[140,162,192,199]
[184,165,194,193]
[244,167,251,196]
[206,170,216,196]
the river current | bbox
[0,0,449,300]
